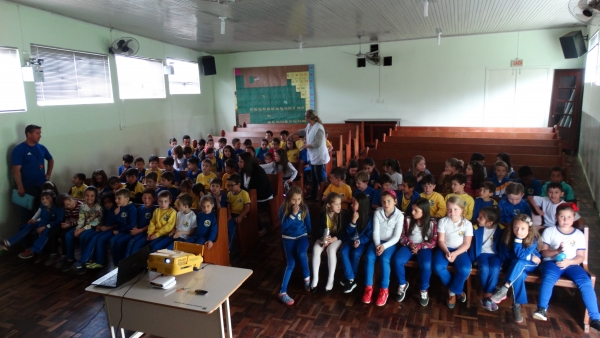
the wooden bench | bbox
[382,135,561,147]
[390,130,557,140]
[237,189,260,257]
[392,126,556,133]
[199,207,230,266]
[375,141,561,156]
[267,172,284,229]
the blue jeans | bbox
[65,228,92,261]
[340,240,369,281]
[110,232,133,265]
[92,230,115,265]
[433,248,472,295]
[476,253,502,294]
[364,241,397,288]
[538,261,600,320]
[281,236,310,293]
[503,258,538,304]
[394,246,433,291]
[125,233,148,257]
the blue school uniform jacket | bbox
[353,186,375,203]
[498,237,541,267]
[498,198,532,224]
[38,205,64,230]
[516,178,542,197]
[345,216,373,246]
[468,224,504,262]
[280,206,312,239]
[137,205,156,229]
[472,198,496,223]
[193,212,218,242]
[163,169,181,184]
[368,169,380,188]
[116,203,138,233]
[156,187,180,202]
[186,169,200,182]
[255,148,269,162]
[103,207,119,227]
[371,189,383,207]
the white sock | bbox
[449,291,455,296]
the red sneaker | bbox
[18,249,34,259]
[362,286,373,304]
[376,288,389,306]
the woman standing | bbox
[238,152,274,236]
[300,110,330,199]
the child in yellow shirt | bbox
[196,159,217,189]
[322,167,353,209]
[286,139,300,163]
[226,174,251,250]
[419,174,446,218]
[70,173,88,199]
[444,173,475,220]
[147,190,177,252]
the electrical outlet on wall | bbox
[119,123,125,130]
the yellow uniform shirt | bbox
[445,193,475,220]
[146,168,163,181]
[326,140,332,148]
[207,157,218,173]
[295,140,304,149]
[323,183,353,210]
[222,173,231,190]
[421,191,447,218]
[190,193,200,209]
[148,207,177,237]
[70,184,88,199]
[287,149,300,163]
[280,140,287,148]
[196,172,217,190]
[227,190,251,214]
[401,194,411,212]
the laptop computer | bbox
[92,246,150,288]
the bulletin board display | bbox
[235,65,315,124]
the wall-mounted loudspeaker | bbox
[200,56,217,76]
[383,56,392,66]
[559,31,587,59]
[357,58,366,68]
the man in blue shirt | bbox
[11,125,54,221]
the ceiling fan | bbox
[343,36,375,58]
[344,36,384,66]
[569,0,600,25]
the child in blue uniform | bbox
[490,214,541,323]
[186,195,218,248]
[363,157,380,189]
[108,189,138,266]
[126,189,156,257]
[498,182,532,224]
[469,206,503,311]
[278,186,312,305]
[472,182,497,223]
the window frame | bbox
[0,46,27,113]
[114,54,166,100]
[166,58,201,95]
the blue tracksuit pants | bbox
[477,253,502,294]
[364,241,397,288]
[503,258,538,304]
[280,236,310,293]
[394,246,433,291]
[340,240,369,281]
[538,261,600,320]
[433,248,472,295]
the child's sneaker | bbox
[420,290,429,306]
[18,249,34,259]
[34,253,46,264]
[491,285,509,304]
[339,278,348,287]
[60,260,74,272]
[448,294,456,309]
[278,293,294,305]
[69,262,87,275]
[513,304,523,323]
[395,282,409,302]
[304,279,311,292]
[88,263,104,269]
[0,239,10,251]
[482,298,498,311]
[362,286,373,304]
[457,292,466,303]
[375,288,389,306]
[590,319,600,331]
[45,253,61,267]
[533,307,547,321]
[343,280,357,293]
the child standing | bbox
[70,173,88,199]
[489,161,511,198]
[465,161,485,197]
[340,192,373,293]
[468,207,504,312]
[498,183,532,224]
[226,174,251,250]
[311,192,346,293]
[420,174,446,218]
[444,174,475,221]
[362,190,404,306]
[187,195,218,248]
[363,158,380,189]
[540,167,575,201]
[472,182,497,223]
[490,214,541,323]
[407,156,431,194]
[125,189,156,257]
[532,204,600,330]
[394,198,437,306]
[382,158,402,190]
[399,176,420,215]
[437,158,463,195]
[107,189,138,266]
[322,167,353,209]
[433,196,473,308]
[147,191,177,252]
[2,190,64,260]
[196,159,217,190]
[279,186,312,305]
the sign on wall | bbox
[234,65,315,124]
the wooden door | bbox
[548,69,585,154]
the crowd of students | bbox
[1,132,598,331]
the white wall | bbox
[580,25,600,212]
[0,1,216,237]
[213,28,584,131]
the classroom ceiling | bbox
[8,0,587,54]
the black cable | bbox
[116,270,147,332]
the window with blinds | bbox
[32,45,113,106]
[115,55,166,99]
[0,47,27,113]
[166,58,201,95]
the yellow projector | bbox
[147,242,204,276]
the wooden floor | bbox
[1,156,600,338]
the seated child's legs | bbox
[111,233,132,265]
[393,246,413,286]
[433,249,452,287]
[31,227,52,253]
[6,223,38,247]
[562,265,600,320]
[416,248,433,291]
[93,231,115,265]
[77,231,102,264]
[363,242,378,287]
[504,259,538,304]
[378,245,397,289]
[477,253,502,294]
[148,237,172,252]
[186,236,206,245]
[125,233,147,257]
[538,261,563,309]
[350,242,369,278]
[324,240,343,290]
[311,240,325,288]
[64,228,77,261]
[448,250,472,295]
[340,242,354,280]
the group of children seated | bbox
[2,134,596,330]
